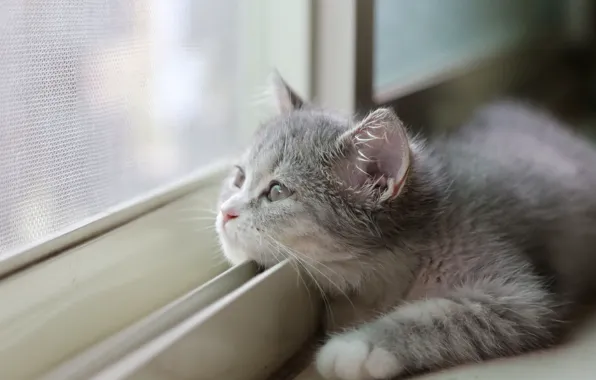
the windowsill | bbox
[46,261,319,380]
[0,165,236,380]
[292,308,596,380]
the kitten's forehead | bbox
[247,110,350,176]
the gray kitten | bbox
[215,75,596,380]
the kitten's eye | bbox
[233,167,245,188]
[267,181,291,202]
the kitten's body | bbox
[432,102,596,298]
[408,100,596,301]
[216,77,596,379]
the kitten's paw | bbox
[315,333,403,380]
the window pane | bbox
[375,0,567,91]
[0,0,243,256]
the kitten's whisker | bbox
[263,238,313,305]
[192,226,217,233]
[178,207,219,215]
[200,242,222,253]
[181,217,217,222]
[297,260,333,323]
[300,258,356,312]
[264,235,332,320]
[264,238,316,310]
[209,256,231,270]
[176,216,217,223]
[267,237,355,314]
[265,241,284,266]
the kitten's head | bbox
[215,74,416,290]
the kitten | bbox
[215,74,596,380]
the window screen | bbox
[0,0,243,257]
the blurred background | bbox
[375,0,596,136]
[0,0,594,259]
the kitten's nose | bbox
[221,208,239,224]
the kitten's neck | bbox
[314,245,420,302]
[318,246,420,331]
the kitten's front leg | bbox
[316,279,558,380]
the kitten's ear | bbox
[269,70,305,114]
[337,108,410,201]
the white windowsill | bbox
[0,164,238,380]
[40,260,319,380]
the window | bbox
[0,0,248,271]
[374,0,567,102]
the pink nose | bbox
[221,208,239,224]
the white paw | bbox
[315,333,403,380]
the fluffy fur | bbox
[215,75,596,379]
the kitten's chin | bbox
[218,237,249,265]
[215,215,247,265]
[217,230,279,267]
